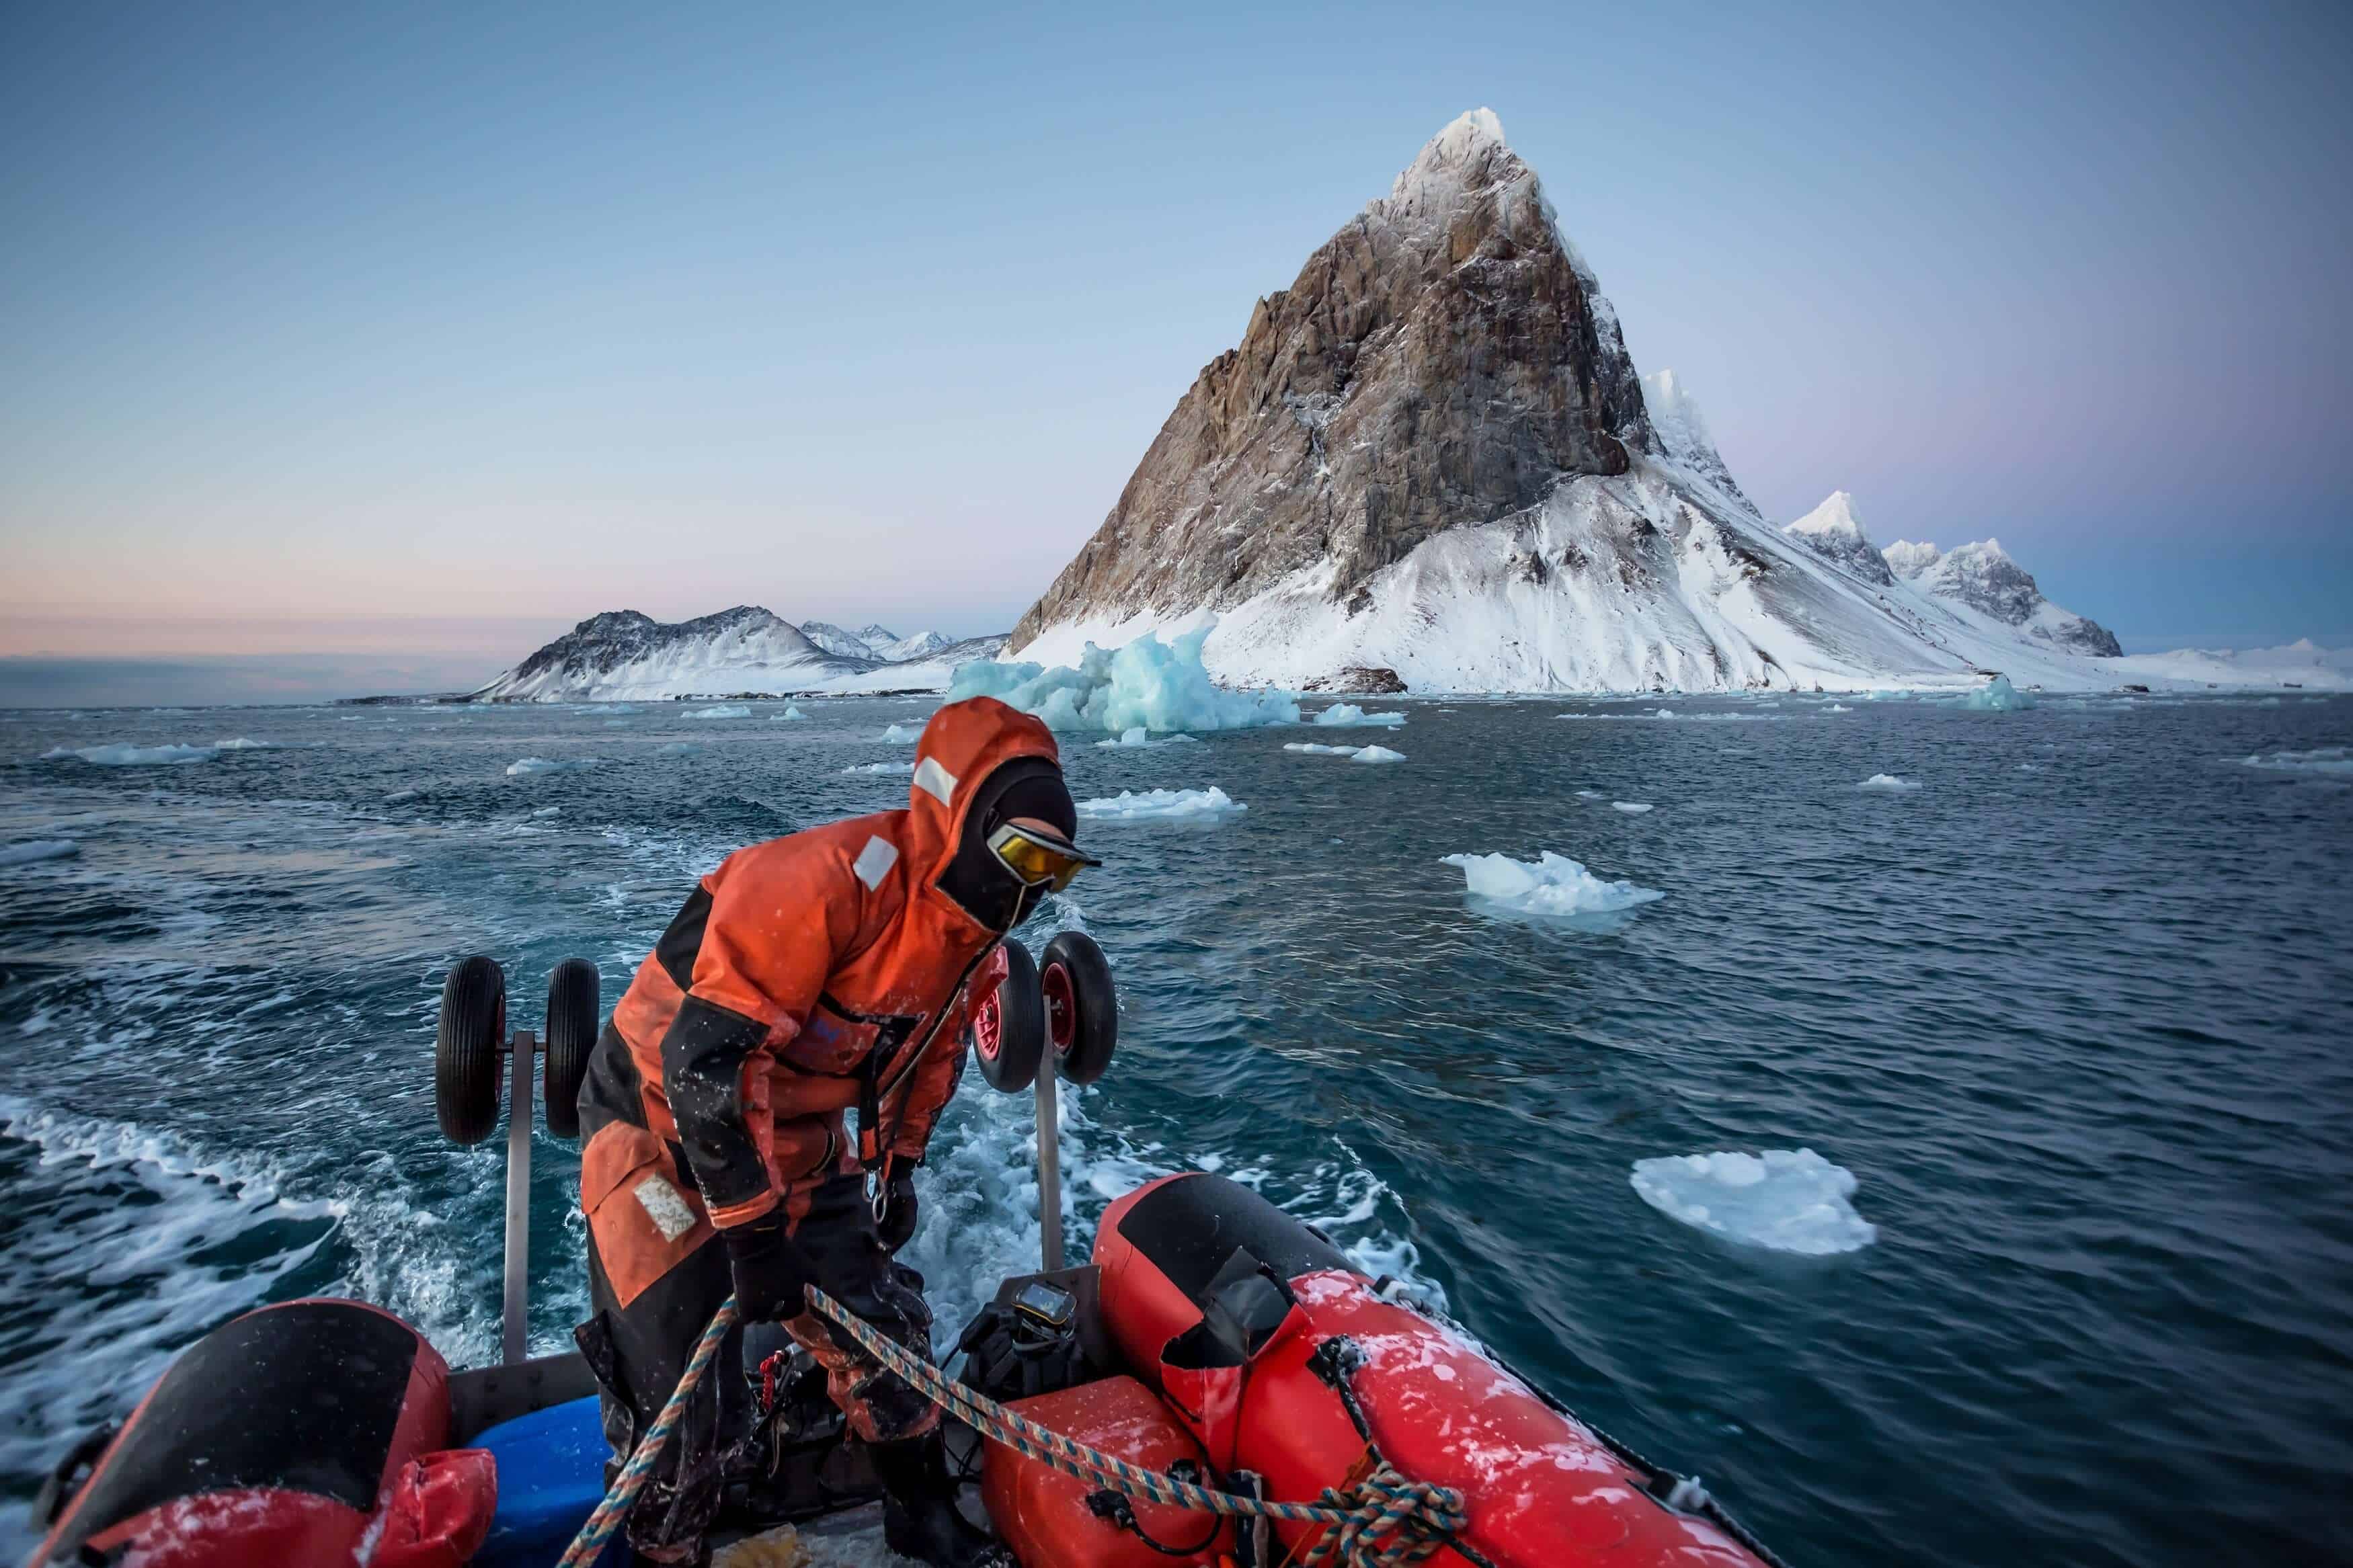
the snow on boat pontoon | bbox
[27,945,1783,1568]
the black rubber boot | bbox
[871,1434,1009,1568]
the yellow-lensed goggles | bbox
[986,821,1101,892]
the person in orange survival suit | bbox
[571,695,1097,1567]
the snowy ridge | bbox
[473,610,1004,702]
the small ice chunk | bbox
[1283,742,1359,755]
[384,788,422,804]
[842,761,916,775]
[1655,708,1676,718]
[1441,851,1663,917]
[691,704,750,719]
[881,723,921,743]
[1630,1149,1877,1254]
[1314,704,1406,728]
[1857,774,1921,792]
[1611,801,1653,813]
[1827,704,1851,713]
[40,743,216,766]
[776,705,807,720]
[506,756,591,776]
[530,805,560,819]
[0,839,78,868]
[1574,789,1603,799]
[1351,745,1406,764]
[1076,786,1246,821]
[2242,747,2351,776]
[1958,675,2034,711]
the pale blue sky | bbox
[3,0,2347,699]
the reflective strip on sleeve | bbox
[853,835,900,889]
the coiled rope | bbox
[802,1284,1472,1567]
[557,1295,740,1568]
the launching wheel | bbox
[973,939,1046,1093]
[1041,932,1117,1085]
[436,956,506,1145]
[542,958,599,1139]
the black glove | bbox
[721,1210,815,1323]
[874,1167,920,1253]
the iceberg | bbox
[1075,786,1247,821]
[881,723,922,743]
[40,743,216,766]
[1312,704,1406,729]
[948,628,1300,735]
[1440,851,1663,917]
[1629,1149,1877,1255]
[1611,801,1653,814]
[1351,745,1406,764]
[690,704,750,719]
[776,705,807,720]
[1958,675,2034,711]
[1857,774,1921,792]
[0,839,78,868]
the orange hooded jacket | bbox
[580,696,1059,1247]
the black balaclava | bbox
[937,757,1078,932]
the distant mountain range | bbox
[469,609,1002,701]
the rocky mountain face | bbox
[473,610,1001,701]
[1011,108,1652,647]
[1006,110,2129,693]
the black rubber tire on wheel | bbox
[973,939,1046,1093]
[1041,932,1117,1085]
[543,958,600,1139]
[436,956,506,1145]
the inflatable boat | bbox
[26,946,1784,1568]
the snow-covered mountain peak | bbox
[1783,491,1894,586]
[1642,370,1755,515]
[1882,539,1942,579]
[1379,108,1535,233]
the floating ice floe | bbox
[1630,1149,1877,1254]
[1441,851,1663,918]
[1611,801,1653,813]
[1075,786,1246,821]
[776,705,807,720]
[1095,727,1200,749]
[383,788,422,804]
[1857,774,1921,792]
[529,806,560,819]
[1574,789,1603,799]
[506,756,593,776]
[690,704,750,719]
[843,761,916,775]
[949,628,1300,734]
[39,743,216,766]
[1312,704,1406,729]
[881,723,922,743]
[1283,741,1404,761]
[1958,675,2034,711]
[0,839,78,868]
[2241,746,2351,777]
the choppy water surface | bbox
[3,692,2349,1565]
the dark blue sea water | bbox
[3,692,2348,1565]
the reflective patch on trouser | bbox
[782,1175,939,1444]
[580,1221,742,1558]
